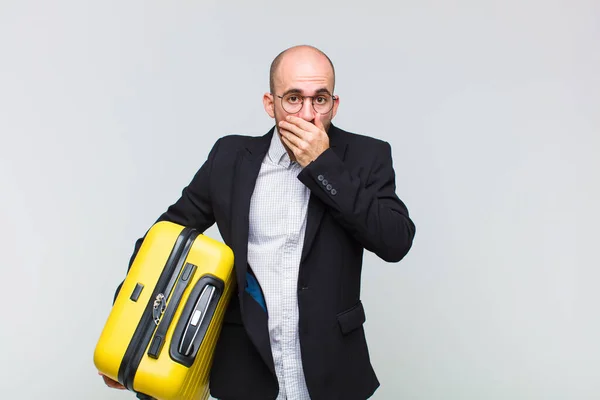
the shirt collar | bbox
[267,129,292,168]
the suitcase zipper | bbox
[146,261,198,359]
[118,226,198,391]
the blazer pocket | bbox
[337,300,366,335]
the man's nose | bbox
[297,97,316,121]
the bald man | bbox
[104,45,416,400]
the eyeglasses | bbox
[275,92,337,114]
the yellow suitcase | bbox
[94,221,235,400]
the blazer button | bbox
[326,184,332,191]
[322,179,328,186]
[331,189,337,195]
[317,175,324,181]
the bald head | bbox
[269,45,336,94]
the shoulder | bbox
[214,133,259,148]
[210,132,270,155]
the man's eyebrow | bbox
[314,88,332,95]
[281,87,332,96]
[281,88,302,96]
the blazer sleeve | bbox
[114,138,221,301]
[297,140,415,263]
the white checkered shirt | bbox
[247,130,312,400]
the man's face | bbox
[263,50,339,138]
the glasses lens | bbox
[282,93,303,113]
[313,95,333,113]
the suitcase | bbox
[94,221,235,400]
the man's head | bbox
[263,45,339,134]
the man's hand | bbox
[99,372,126,390]
[278,115,330,167]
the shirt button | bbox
[322,179,328,186]
[326,184,332,191]
[331,189,337,195]
[317,175,324,181]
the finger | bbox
[280,131,297,150]
[285,116,319,133]
[279,120,307,139]
[107,381,126,390]
[279,128,303,148]
[286,115,326,138]
[100,374,126,390]
[280,132,301,156]
[102,377,118,387]
[313,115,326,132]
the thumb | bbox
[314,115,325,132]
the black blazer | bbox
[124,124,416,400]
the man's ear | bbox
[331,95,340,119]
[263,93,275,118]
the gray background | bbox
[1,0,598,399]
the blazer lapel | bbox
[229,127,276,374]
[230,128,272,296]
[300,124,348,264]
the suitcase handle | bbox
[168,275,224,367]
[178,284,217,356]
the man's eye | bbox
[315,96,327,104]
[287,95,301,103]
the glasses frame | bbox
[275,93,338,114]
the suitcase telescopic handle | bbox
[168,275,224,367]
[178,284,217,356]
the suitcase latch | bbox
[152,293,166,325]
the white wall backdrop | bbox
[1,0,598,399]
